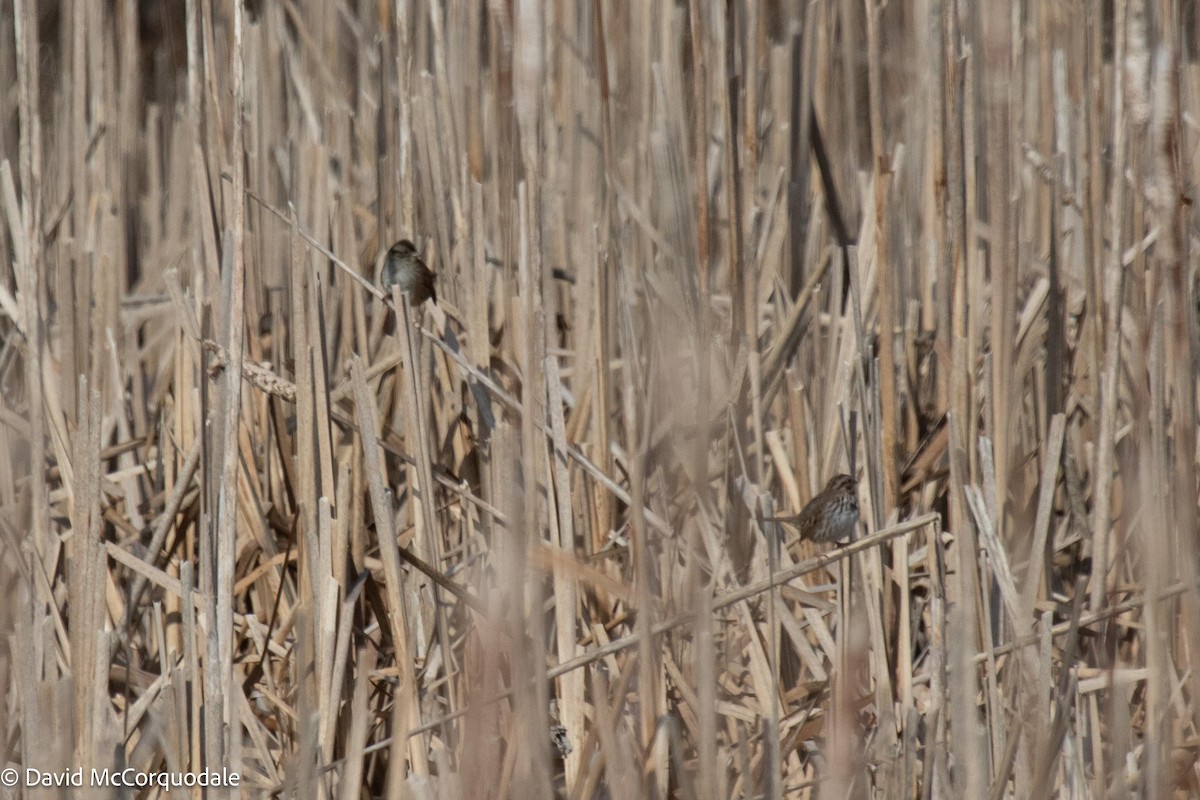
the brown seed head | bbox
[381,239,437,305]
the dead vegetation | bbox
[1,0,1198,797]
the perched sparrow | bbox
[380,239,437,306]
[770,474,859,543]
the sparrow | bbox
[380,239,437,306]
[768,474,860,543]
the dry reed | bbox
[1,1,1198,798]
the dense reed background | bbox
[1,0,1198,797]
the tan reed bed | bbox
[0,1,1198,797]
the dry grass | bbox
[1,0,1199,797]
